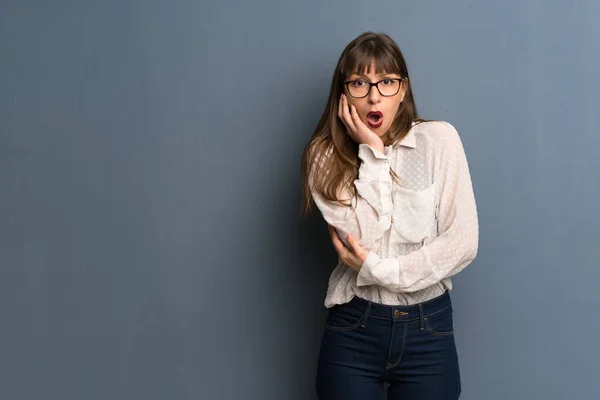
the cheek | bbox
[386,100,402,119]
[346,98,361,111]
[347,99,370,121]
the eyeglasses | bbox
[343,78,403,98]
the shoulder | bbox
[413,120,466,154]
[415,120,460,142]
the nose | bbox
[367,84,381,104]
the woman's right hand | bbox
[338,94,384,153]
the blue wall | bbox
[1,0,599,398]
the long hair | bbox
[301,32,420,216]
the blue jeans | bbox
[316,291,461,399]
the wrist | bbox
[367,141,384,154]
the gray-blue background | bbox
[1,0,599,399]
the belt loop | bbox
[360,301,372,328]
[418,303,424,331]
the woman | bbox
[301,32,479,399]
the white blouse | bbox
[310,121,479,307]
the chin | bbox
[375,126,390,137]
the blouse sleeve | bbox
[310,144,394,251]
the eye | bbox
[381,79,395,86]
[351,80,367,87]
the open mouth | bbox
[366,111,383,128]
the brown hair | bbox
[301,32,421,216]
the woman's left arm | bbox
[354,123,479,293]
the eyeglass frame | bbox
[343,77,404,98]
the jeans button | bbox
[393,310,401,318]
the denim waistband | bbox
[340,290,452,322]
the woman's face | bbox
[344,62,406,139]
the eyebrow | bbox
[348,73,399,80]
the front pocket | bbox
[325,306,364,331]
[390,184,436,245]
[424,306,454,336]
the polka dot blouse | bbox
[310,121,479,307]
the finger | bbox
[328,224,336,240]
[343,95,357,130]
[337,95,354,138]
[338,104,351,136]
[346,234,365,258]
[350,105,366,130]
[329,226,350,259]
[346,254,361,270]
[328,224,336,242]
[328,225,344,252]
[346,234,358,253]
[346,234,367,263]
[341,94,357,133]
